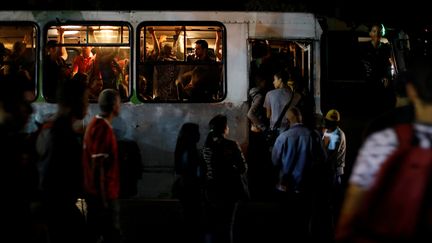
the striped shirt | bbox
[350,123,432,189]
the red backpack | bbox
[352,124,432,242]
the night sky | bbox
[2,0,431,29]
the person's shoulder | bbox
[361,127,398,153]
[249,87,263,97]
[265,88,277,96]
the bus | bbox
[0,11,323,198]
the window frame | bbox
[43,20,133,103]
[0,21,39,102]
[136,21,227,103]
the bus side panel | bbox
[114,103,249,198]
[31,102,249,199]
[225,23,248,103]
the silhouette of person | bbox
[336,55,432,242]
[360,23,395,115]
[36,73,90,243]
[173,122,205,243]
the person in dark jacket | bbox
[202,114,249,243]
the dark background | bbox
[4,0,431,27]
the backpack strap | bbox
[273,92,294,130]
[356,123,432,240]
[394,123,414,149]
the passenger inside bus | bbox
[138,25,224,102]
[175,65,218,102]
[94,47,129,99]
[0,42,10,75]
[4,39,35,98]
[187,39,215,62]
[43,27,71,102]
[148,28,182,100]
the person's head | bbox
[161,43,173,58]
[273,70,289,89]
[98,88,121,117]
[403,55,432,115]
[209,114,228,137]
[57,73,89,120]
[177,122,200,146]
[46,40,58,55]
[0,42,7,57]
[0,75,33,130]
[81,46,93,57]
[324,109,340,129]
[251,40,269,59]
[287,107,302,126]
[370,23,384,44]
[194,39,208,60]
[12,41,26,56]
[254,73,268,90]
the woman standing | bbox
[202,114,249,243]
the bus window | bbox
[44,23,131,102]
[249,39,313,95]
[0,23,37,101]
[248,38,315,128]
[137,23,225,102]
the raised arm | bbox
[57,27,68,61]
[215,30,222,61]
[148,27,162,57]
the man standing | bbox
[361,23,395,115]
[82,89,122,243]
[36,73,89,243]
[336,55,432,242]
[322,109,346,221]
[271,107,325,241]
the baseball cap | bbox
[325,109,340,122]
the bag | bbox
[348,124,432,241]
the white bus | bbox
[0,11,323,198]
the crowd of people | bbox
[0,67,140,243]
[139,27,223,102]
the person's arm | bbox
[233,141,247,174]
[247,92,267,131]
[215,30,222,61]
[335,183,367,241]
[176,69,193,86]
[148,27,161,57]
[57,27,68,61]
[173,27,185,60]
[381,44,394,87]
[72,55,79,76]
[172,28,180,50]
[336,128,398,240]
[266,108,272,120]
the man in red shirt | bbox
[82,88,121,242]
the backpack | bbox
[351,124,432,242]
